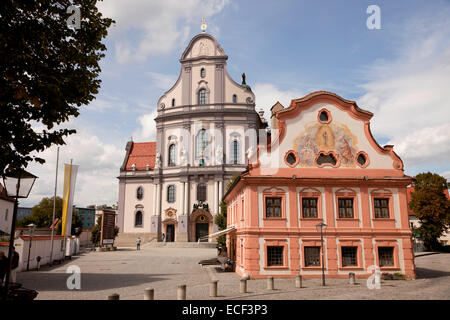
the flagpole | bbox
[49,147,59,265]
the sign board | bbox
[100,210,116,245]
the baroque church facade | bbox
[117,31,267,243]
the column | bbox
[156,183,161,216]
[182,182,186,215]
[214,180,218,215]
[153,183,158,215]
[184,181,189,215]
[219,180,223,203]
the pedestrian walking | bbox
[136,237,141,251]
[161,233,165,242]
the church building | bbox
[116,27,267,244]
[223,91,416,279]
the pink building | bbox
[223,91,416,279]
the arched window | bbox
[196,129,209,160]
[231,140,239,164]
[168,144,176,166]
[197,183,207,201]
[198,89,207,105]
[136,186,144,200]
[232,94,237,103]
[167,185,176,203]
[135,211,143,227]
[200,68,206,78]
[171,98,175,107]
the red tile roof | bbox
[125,142,156,171]
[407,186,450,216]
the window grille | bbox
[342,246,357,266]
[304,246,321,267]
[374,198,389,218]
[267,246,284,266]
[168,144,176,166]
[378,247,394,266]
[199,89,207,104]
[265,197,282,218]
[197,183,207,201]
[338,198,354,218]
[167,185,176,203]
[302,197,318,218]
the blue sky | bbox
[22,0,450,207]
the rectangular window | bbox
[374,198,389,218]
[304,246,321,267]
[167,185,176,203]
[267,246,284,266]
[341,246,358,267]
[197,184,207,201]
[378,247,394,267]
[302,198,318,218]
[265,197,282,218]
[199,89,207,105]
[338,198,354,218]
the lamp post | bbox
[26,223,37,271]
[315,221,327,286]
[1,169,37,300]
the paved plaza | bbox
[17,246,450,300]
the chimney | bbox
[270,101,284,129]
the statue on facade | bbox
[246,147,253,164]
[155,152,161,169]
[241,72,246,85]
[215,145,223,165]
[180,146,187,166]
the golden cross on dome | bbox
[201,18,207,32]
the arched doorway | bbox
[189,209,213,242]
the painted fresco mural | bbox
[293,121,359,167]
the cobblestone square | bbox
[17,247,450,300]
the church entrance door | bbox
[196,223,209,242]
[166,224,175,242]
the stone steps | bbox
[144,241,217,248]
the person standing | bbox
[161,233,165,242]
[136,237,141,251]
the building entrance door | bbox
[196,223,209,242]
[166,224,175,242]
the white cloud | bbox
[133,108,158,142]
[21,129,124,208]
[440,171,450,180]
[388,124,450,166]
[357,8,450,168]
[253,83,304,126]
[147,72,178,90]
[97,0,229,63]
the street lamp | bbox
[26,223,37,271]
[1,169,37,300]
[315,221,328,286]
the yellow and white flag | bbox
[61,163,79,236]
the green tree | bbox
[17,196,82,236]
[90,215,119,246]
[226,174,240,192]
[214,201,228,248]
[409,172,450,251]
[0,0,114,173]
